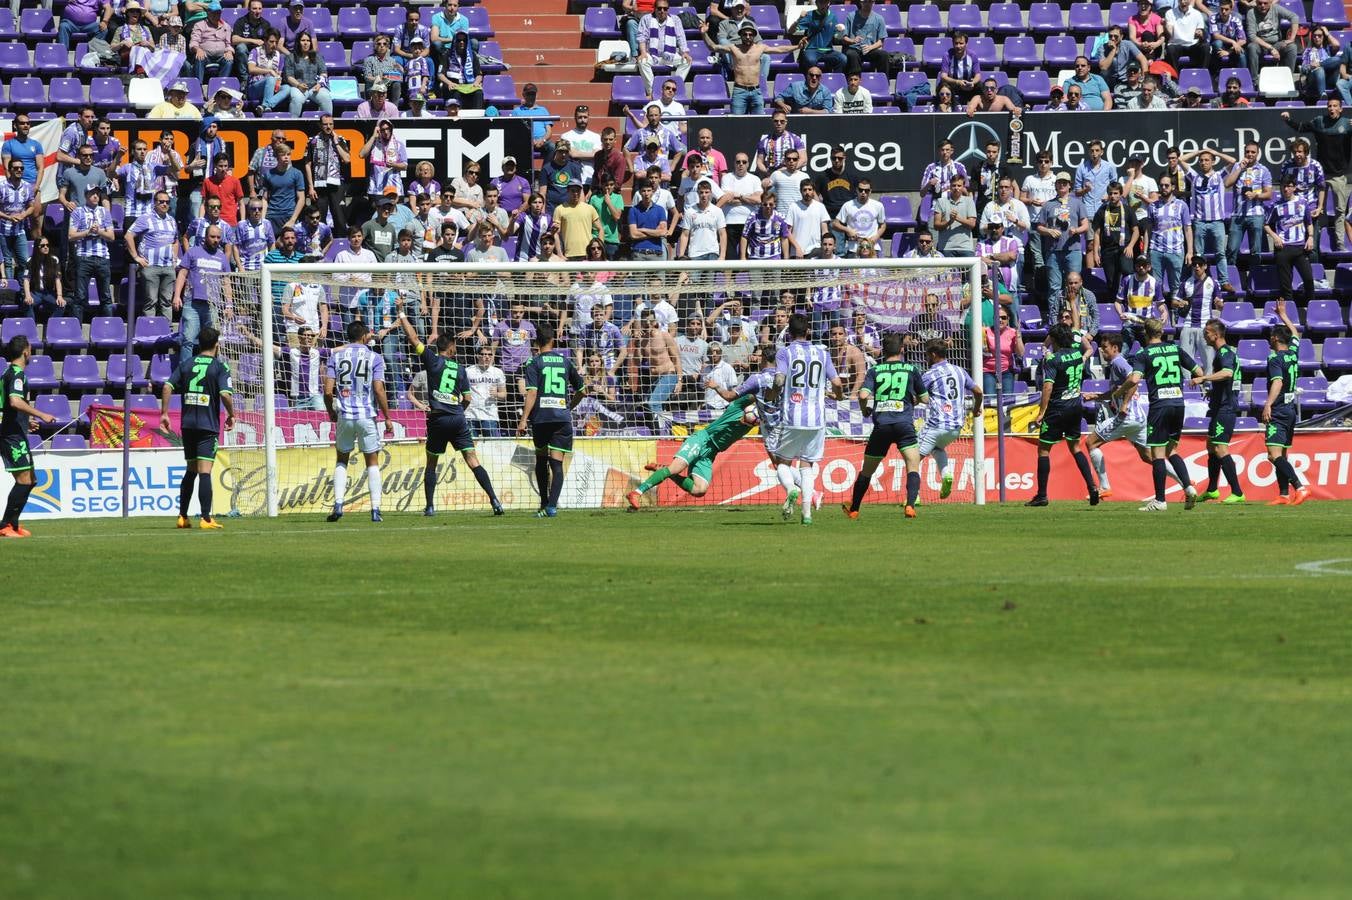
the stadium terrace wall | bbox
[688,108,1302,194]
[6,433,1352,517]
[14,117,535,202]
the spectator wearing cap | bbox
[775,66,835,114]
[357,82,400,119]
[391,7,432,61]
[190,1,234,85]
[1114,64,1145,106]
[363,189,402,260]
[700,20,769,113]
[638,1,693,98]
[362,34,406,107]
[1177,86,1206,108]
[285,31,333,116]
[841,0,887,76]
[247,29,292,115]
[281,0,316,55]
[67,184,114,322]
[1045,84,1070,110]
[403,36,435,101]
[593,127,630,191]
[110,1,154,70]
[260,148,306,234]
[1062,56,1113,110]
[558,106,603,185]
[556,182,602,259]
[1036,172,1089,302]
[126,189,180,318]
[626,104,684,173]
[158,15,189,76]
[232,0,270,82]
[431,0,470,68]
[406,92,439,118]
[149,80,202,118]
[491,157,532,216]
[439,32,484,110]
[205,86,245,119]
[1093,24,1148,89]
[512,84,553,157]
[302,114,350,232]
[1210,0,1247,76]
[539,142,584,214]
[790,0,846,73]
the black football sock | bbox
[1220,456,1244,496]
[424,462,437,508]
[1168,454,1191,489]
[1036,455,1050,498]
[4,483,33,528]
[1073,451,1095,491]
[472,464,499,505]
[849,474,869,511]
[1272,458,1290,495]
[179,470,197,518]
[197,475,213,519]
[547,458,565,508]
[534,457,550,506]
[1152,458,1167,501]
[906,471,920,506]
[1206,454,1221,493]
[1275,457,1302,490]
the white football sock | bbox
[367,465,382,512]
[776,463,796,494]
[332,463,347,508]
[800,463,818,512]
[1090,448,1109,490]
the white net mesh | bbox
[205,258,982,515]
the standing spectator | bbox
[978,221,1022,307]
[592,129,629,195]
[1115,255,1165,346]
[264,228,306,340]
[676,318,709,388]
[1244,0,1298,78]
[184,198,236,260]
[638,310,682,419]
[932,174,976,258]
[790,0,845,72]
[719,152,760,258]
[362,191,401,260]
[360,118,407,202]
[1095,24,1148,88]
[741,193,790,260]
[56,107,95,178]
[260,149,305,234]
[751,111,804,175]
[920,140,967,201]
[687,129,728,183]
[492,157,533,217]
[678,181,727,261]
[702,343,737,410]
[146,131,184,220]
[834,179,885,257]
[982,308,1024,396]
[1147,177,1193,294]
[185,118,225,222]
[22,238,64,322]
[1210,0,1247,76]
[190,1,234,85]
[1088,182,1140,301]
[234,200,276,271]
[827,323,868,398]
[125,189,179,317]
[1164,0,1210,71]
[765,148,809,219]
[428,187,470,245]
[576,303,624,373]
[1282,103,1352,251]
[1265,176,1316,308]
[539,142,584,214]
[510,193,553,262]
[1062,57,1114,110]
[391,6,431,61]
[67,185,115,323]
[1021,153,1058,280]
[590,173,625,259]
[1223,141,1271,276]
[361,35,405,107]
[939,32,982,103]
[465,346,507,438]
[303,114,350,233]
[1172,255,1219,367]
[281,0,316,54]
[638,0,693,97]
[558,106,603,185]
[231,0,269,83]
[1073,140,1118,220]
[285,32,332,116]
[58,146,108,219]
[296,207,332,260]
[628,181,669,261]
[775,66,834,114]
[815,146,858,241]
[1129,0,1165,60]
[490,302,538,403]
[89,120,122,186]
[0,159,36,287]
[625,104,684,173]
[116,139,157,226]
[1177,148,1231,269]
[980,177,1032,258]
[174,224,232,366]
[701,22,769,115]
[332,226,377,318]
[841,0,887,75]
[512,84,553,158]
[972,139,1008,215]
[1,116,44,187]
[788,181,829,258]
[430,0,469,69]
[1037,172,1089,301]
[556,182,601,259]
[834,72,873,115]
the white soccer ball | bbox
[741,408,760,427]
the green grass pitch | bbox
[3,502,1351,899]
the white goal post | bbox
[219,256,986,516]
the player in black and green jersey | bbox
[625,393,759,509]
[161,325,234,530]
[1191,318,1246,503]
[1260,299,1310,505]
[1027,323,1100,507]
[1126,317,1203,512]
[0,336,58,539]
[844,332,929,519]
[397,306,503,517]
[517,324,586,518]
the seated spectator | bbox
[1126,74,1169,108]
[1094,25,1148,89]
[939,32,982,103]
[357,82,400,119]
[1165,0,1211,71]
[790,0,845,73]
[1114,63,1146,106]
[281,0,316,55]
[232,0,270,83]
[1301,26,1339,103]
[110,1,155,70]
[1245,0,1298,78]
[439,32,484,110]
[449,161,484,214]
[1129,0,1165,60]
[59,0,104,50]
[158,15,190,76]
[21,238,63,322]
[67,184,114,323]
[189,1,233,84]
[638,1,693,98]
[363,35,406,107]
[841,0,886,76]
[932,84,958,113]
[1063,56,1113,110]
[430,0,469,69]
[512,83,553,157]
[966,78,1019,116]
[403,37,436,101]
[701,21,769,115]
[285,32,332,116]
[1212,75,1251,108]
[775,67,834,114]
[149,81,202,119]
[407,160,441,205]
[205,86,246,119]
[391,7,431,61]
[247,30,291,116]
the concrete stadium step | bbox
[500,48,598,69]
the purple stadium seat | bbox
[1068,3,1106,34]
[1221,301,1266,335]
[0,10,14,40]
[1,316,39,349]
[1296,375,1334,409]
[335,7,372,36]
[875,4,903,35]
[25,355,57,392]
[894,70,930,101]
[1019,305,1047,338]
[1028,3,1066,35]
[986,2,1024,35]
[90,77,128,112]
[0,41,27,71]
[1177,68,1215,98]
[106,354,149,392]
[48,77,87,111]
[906,4,945,37]
[464,6,492,38]
[374,6,403,34]
[773,73,804,100]
[146,353,174,387]
[1247,266,1279,297]
[1098,304,1123,329]
[859,71,891,100]
[479,41,506,73]
[348,40,373,67]
[125,394,160,413]
[60,354,103,393]
[921,36,952,72]
[133,316,173,353]
[309,9,336,39]
[1001,36,1040,69]
[34,43,74,75]
[1109,1,1136,28]
[1235,339,1269,374]
[819,71,845,95]
[7,76,46,110]
[43,317,87,355]
[482,75,517,107]
[964,36,994,67]
[948,3,983,33]
[880,194,912,227]
[744,5,781,38]
[1306,299,1347,334]
[18,8,55,39]
[611,74,647,106]
[207,76,242,98]
[882,36,915,58]
[1313,0,1351,28]
[1321,336,1352,374]
[50,433,88,450]
[33,394,72,430]
[1017,69,1052,101]
[1219,67,1255,94]
[317,41,347,72]
[261,7,287,31]
[583,6,619,39]
[89,316,128,354]
[692,74,729,110]
[77,393,114,424]
[1043,35,1079,69]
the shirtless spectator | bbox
[966,78,1021,116]
[638,309,683,419]
[701,21,768,115]
[827,322,868,398]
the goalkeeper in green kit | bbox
[626,393,760,507]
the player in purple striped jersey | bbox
[773,314,844,525]
[918,341,982,499]
[323,321,393,523]
[707,344,801,499]
[1081,331,1178,498]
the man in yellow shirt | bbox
[555,182,600,260]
